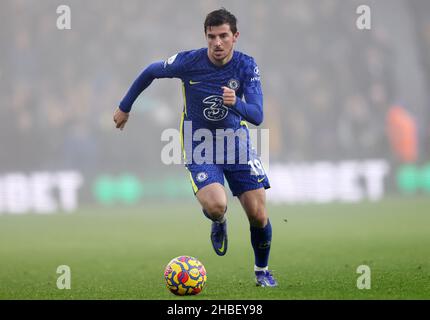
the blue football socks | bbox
[250,219,272,268]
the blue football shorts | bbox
[185,151,270,197]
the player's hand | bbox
[113,107,129,131]
[222,86,236,106]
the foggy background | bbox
[1,0,429,210]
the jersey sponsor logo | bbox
[189,80,201,85]
[251,66,261,82]
[227,79,240,90]
[258,176,266,183]
[202,95,229,121]
[196,172,208,182]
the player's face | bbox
[206,24,239,66]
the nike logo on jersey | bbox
[258,177,266,183]
[189,80,201,85]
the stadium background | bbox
[1,0,429,299]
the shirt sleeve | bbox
[119,52,188,112]
[232,58,264,125]
[233,93,264,126]
[242,58,262,95]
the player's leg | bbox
[238,187,268,228]
[224,146,277,287]
[196,183,227,222]
[196,183,229,256]
[238,188,277,287]
[186,164,229,256]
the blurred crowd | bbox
[1,0,429,174]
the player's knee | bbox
[248,209,268,228]
[204,201,227,220]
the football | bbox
[164,256,207,296]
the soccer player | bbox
[114,8,277,287]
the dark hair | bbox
[204,8,237,34]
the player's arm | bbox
[222,87,263,126]
[114,53,186,130]
[114,62,164,130]
[222,58,264,126]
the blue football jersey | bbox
[161,48,262,131]
[119,48,270,194]
[119,47,264,166]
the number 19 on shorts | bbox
[248,159,266,176]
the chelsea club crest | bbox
[227,79,240,91]
[196,172,208,182]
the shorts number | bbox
[248,159,265,176]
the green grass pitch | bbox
[0,198,429,299]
